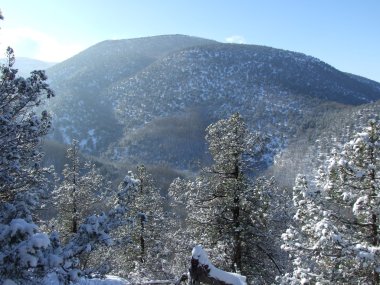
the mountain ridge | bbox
[43,34,380,173]
[1,57,57,77]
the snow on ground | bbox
[77,275,129,285]
[42,274,129,285]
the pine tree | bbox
[55,169,141,283]
[280,175,338,284]
[0,47,54,203]
[170,113,284,283]
[110,165,171,281]
[0,43,57,283]
[54,139,111,242]
[280,119,380,284]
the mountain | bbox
[13,57,56,77]
[44,34,380,174]
[46,35,216,155]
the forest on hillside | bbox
[1,43,380,285]
[1,6,380,284]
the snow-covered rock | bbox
[191,245,246,285]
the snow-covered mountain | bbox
[12,57,56,77]
[45,35,216,156]
[44,34,380,173]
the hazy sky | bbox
[0,0,379,82]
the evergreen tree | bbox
[280,119,380,284]
[53,139,111,241]
[0,44,56,283]
[170,113,284,283]
[110,166,171,281]
[279,175,338,284]
[53,169,140,283]
[0,47,54,203]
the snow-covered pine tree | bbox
[53,139,112,242]
[110,165,171,281]
[279,175,340,284]
[0,45,56,283]
[324,119,380,283]
[0,46,54,204]
[280,119,380,284]
[52,169,140,283]
[170,113,284,283]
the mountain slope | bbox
[109,42,380,168]
[46,35,217,154]
[12,57,56,77]
[44,35,380,171]
[47,35,216,92]
[271,100,380,187]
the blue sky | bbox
[0,0,379,82]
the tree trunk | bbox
[231,152,242,273]
[369,139,379,284]
[232,195,242,273]
[140,215,145,263]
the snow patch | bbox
[77,275,130,284]
[9,218,37,236]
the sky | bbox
[0,0,379,82]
